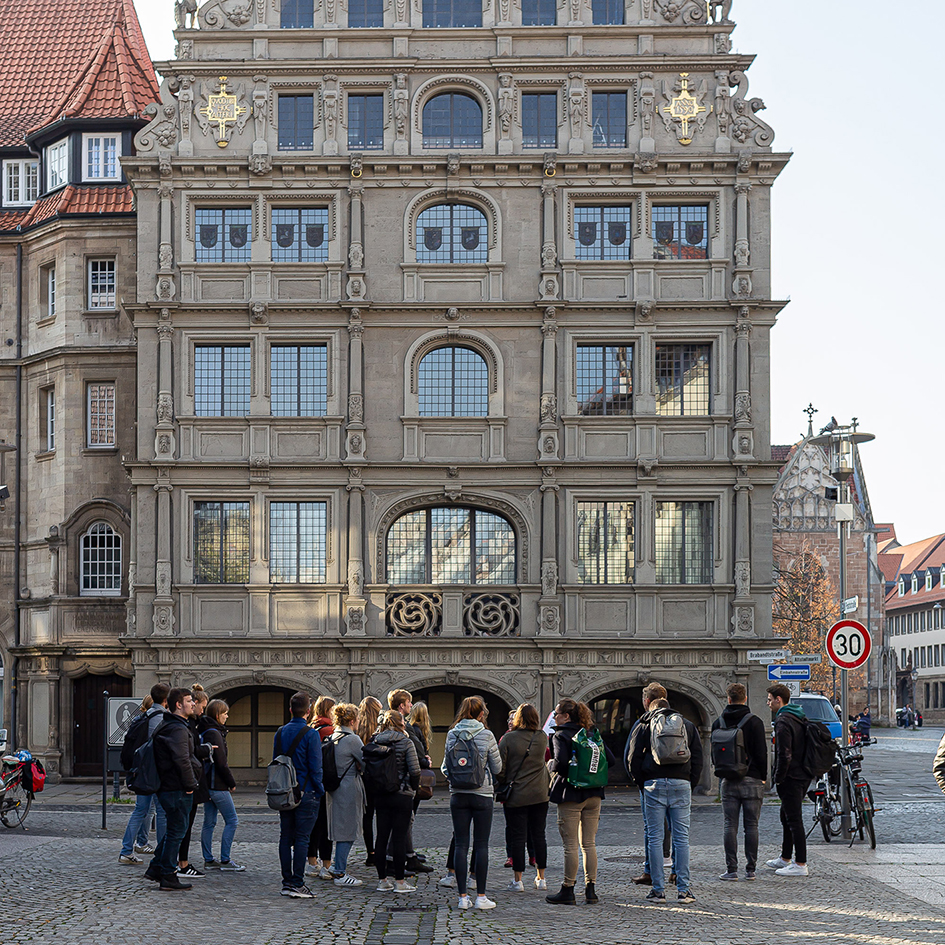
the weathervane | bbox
[198,76,247,148]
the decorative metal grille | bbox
[417,345,488,417]
[573,206,632,261]
[416,203,488,264]
[655,343,710,416]
[386,592,443,635]
[194,345,251,417]
[592,0,624,24]
[655,501,712,584]
[347,0,384,27]
[463,592,520,636]
[269,502,327,583]
[422,0,482,28]
[280,0,314,27]
[576,344,632,415]
[271,207,329,262]
[422,93,483,148]
[522,0,557,25]
[271,345,328,416]
[278,95,315,150]
[592,92,627,148]
[81,522,122,595]
[651,204,709,260]
[194,501,251,584]
[522,93,558,149]
[348,94,385,149]
[87,383,116,447]
[87,259,116,308]
[576,501,635,584]
[195,208,252,262]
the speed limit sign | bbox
[826,619,872,670]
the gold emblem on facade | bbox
[661,73,709,146]
[198,76,247,148]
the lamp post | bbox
[810,418,874,841]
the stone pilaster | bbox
[346,308,366,461]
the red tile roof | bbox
[879,553,903,583]
[0,0,158,148]
[0,184,134,231]
[771,444,796,465]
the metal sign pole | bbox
[838,499,851,841]
[101,690,109,830]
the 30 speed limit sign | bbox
[826,619,872,670]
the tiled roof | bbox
[0,184,134,231]
[0,209,28,230]
[771,443,796,465]
[0,0,158,148]
[878,553,903,583]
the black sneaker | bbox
[159,874,192,891]
[644,889,665,903]
[678,890,696,903]
[177,864,205,878]
[286,884,314,899]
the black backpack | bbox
[120,712,151,772]
[800,717,836,779]
[361,741,401,794]
[711,714,751,780]
[322,732,356,793]
[127,720,166,795]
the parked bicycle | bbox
[809,739,876,848]
[1,749,41,828]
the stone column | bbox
[732,313,753,462]
[498,74,514,154]
[344,469,367,637]
[346,308,367,461]
[537,466,562,636]
[539,181,559,300]
[126,484,138,636]
[731,475,755,637]
[154,308,176,460]
[732,181,752,299]
[155,180,176,303]
[322,74,339,155]
[567,73,585,154]
[538,307,559,462]
[346,178,367,301]
[152,467,175,636]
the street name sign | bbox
[748,649,789,662]
[768,664,812,681]
[842,596,859,615]
[826,619,872,670]
[790,654,823,664]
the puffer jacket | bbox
[373,729,421,796]
[441,719,502,796]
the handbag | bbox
[416,768,436,801]
[495,733,536,804]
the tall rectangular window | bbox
[592,0,624,24]
[655,501,713,584]
[422,0,482,28]
[652,204,709,259]
[576,344,632,415]
[3,159,39,206]
[347,94,385,150]
[576,501,635,584]
[278,95,315,150]
[87,259,116,309]
[271,345,328,416]
[87,383,116,447]
[46,139,68,190]
[83,135,120,180]
[281,0,314,27]
[193,501,250,584]
[573,205,632,260]
[522,93,557,149]
[194,345,251,416]
[42,387,56,452]
[270,501,328,583]
[195,208,252,262]
[655,343,710,416]
[348,0,384,27]
[592,92,627,148]
[271,207,329,262]
[41,265,56,319]
[522,0,556,24]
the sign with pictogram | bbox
[768,664,811,681]
[825,619,872,670]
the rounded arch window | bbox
[416,203,487,264]
[387,507,515,585]
[80,521,122,596]
[422,93,483,149]
[417,344,488,417]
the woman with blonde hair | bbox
[307,695,336,880]
[357,696,382,866]
[325,702,366,887]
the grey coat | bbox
[326,726,366,842]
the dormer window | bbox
[3,159,39,206]
[898,577,905,597]
[83,134,121,181]
[46,139,68,191]
[912,573,918,594]
[927,571,934,592]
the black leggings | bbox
[777,778,808,864]
[308,792,332,861]
[450,792,494,897]
[375,793,413,880]
[363,784,376,855]
[504,802,548,872]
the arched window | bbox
[387,507,515,584]
[81,522,122,596]
[422,93,483,149]
[416,203,487,263]
[418,345,488,416]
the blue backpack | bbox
[444,730,487,789]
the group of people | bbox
[119,677,816,904]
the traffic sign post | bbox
[767,664,812,681]
[826,620,872,671]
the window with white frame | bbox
[41,387,56,452]
[81,522,122,595]
[576,500,635,584]
[87,259,116,309]
[41,265,56,319]
[46,139,68,190]
[912,573,918,593]
[3,159,39,206]
[269,501,328,583]
[193,501,251,584]
[83,134,120,180]
[898,577,905,596]
[655,500,713,584]
[87,383,116,447]
[927,571,933,591]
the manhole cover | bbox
[605,854,644,863]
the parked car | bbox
[791,694,843,739]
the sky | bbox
[134,2,944,545]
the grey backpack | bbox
[650,711,691,766]
[266,725,308,811]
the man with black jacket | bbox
[711,683,767,880]
[145,688,202,891]
[628,695,703,904]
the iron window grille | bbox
[655,343,710,416]
[592,0,624,24]
[270,345,328,416]
[655,501,713,584]
[573,205,632,261]
[417,345,488,417]
[422,0,483,27]
[522,0,556,24]
[347,94,385,149]
[387,507,515,585]
[194,501,251,584]
[416,203,488,264]
[271,207,329,262]
[87,383,116,447]
[269,501,328,583]
[522,93,558,149]
[87,259,116,309]
[592,92,627,148]
[576,501,635,584]
[576,344,633,415]
[652,204,709,259]
[194,345,251,416]
[348,0,384,26]
[80,522,122,595]
[280,0,314,26]
[422,93,483,148]
[83,135,120,180]
[3,159,39,206]
[278,94,315,150]
[195,208,252,262]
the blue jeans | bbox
[279,792,319,888]
[642,779,691,894]
[639,791,672,875]
[201,789,239,863]
[331,840,353,875]
[121,794,166,856]
[151,791,193,878]
[450,792,494,897]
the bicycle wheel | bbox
[819,791,841,841]
[858,782,876,849]
[0,779,32,828]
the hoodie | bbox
[772,703,807,784]
[441,719,501,796]
[710,703,768,782]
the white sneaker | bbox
[775,862,809,877]
[506,879,524,891]
[134,844,155,855]
[663,856,673,867]
[458,894,472,910]
[305,865,320,876]
[765,857,791,870]
[394,880,416,893]
[118,854,141,865]
[318,866,335,881]
[334,874,363,887]
[475,895,497,910]
[534,876,547,890]
[376,879,395,891]
[438,873,457,888]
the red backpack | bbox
[28,758,46,793]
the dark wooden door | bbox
[73,674,130,776]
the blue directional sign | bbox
[768,663,811,681]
